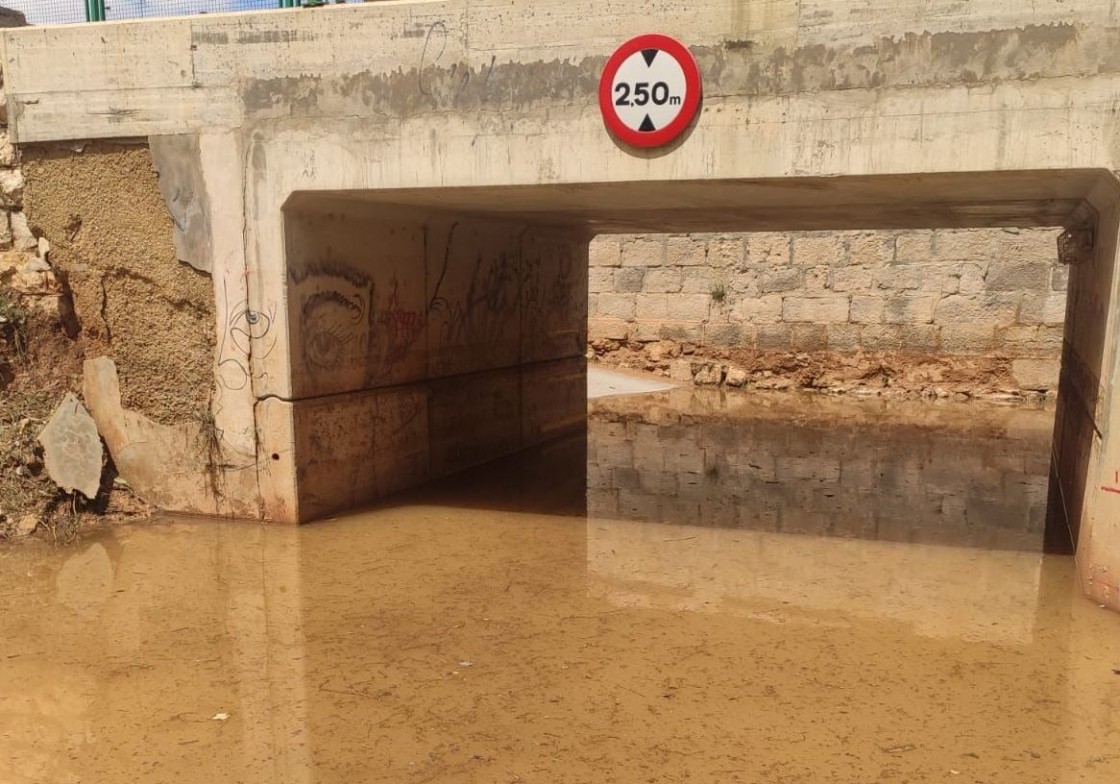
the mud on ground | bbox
[590,338,1053,404]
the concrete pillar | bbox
[1061,177,1120,609]
[257,197,588,522]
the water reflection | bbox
[589,388,1054,550]
[2,392,1117,784]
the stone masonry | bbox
[589,228,1066,392]
[0,57,62,324]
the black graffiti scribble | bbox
[418,21,448,99]
[417,20,472,107]
[217,279,276,392]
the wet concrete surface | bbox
[2,390,1120,783]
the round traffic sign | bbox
[598,34,702,149]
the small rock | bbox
[9,211,36,252]
[668,359,693,382]
[726,368,748,387]
[37,393,103,500]
[693,364,722,385]
[16,514,38,537]
[0,168,23,208]
[660,340,682,359]
[0,132,15,168]
[681,343,696,355]
[36,236,50,260]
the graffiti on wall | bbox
[290,263,373,379]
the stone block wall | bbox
[589,228,1067,391]
[0,72,35,257]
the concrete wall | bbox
[259,198,588,521]
[590,228,1067,390]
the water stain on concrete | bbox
[2,393,1118,783]
[240,23,1112,121]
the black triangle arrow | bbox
[639,114,657,132]
[641,48,659,66]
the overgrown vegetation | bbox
[710,280,728,305]
[0,288,28,367]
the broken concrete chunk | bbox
[37,393,104,500]
[149,134,213,273]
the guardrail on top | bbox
[2,1,365,26]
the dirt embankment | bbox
[590,337,1054,405]
[1,141,219,541]
[0,291,148,540]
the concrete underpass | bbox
[2,0,1119,612]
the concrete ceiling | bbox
[285,170,1108,234]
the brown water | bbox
[2,390,1120,783]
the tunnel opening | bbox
[275,169,1115,577]
[584,225,1071,554]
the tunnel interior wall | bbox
[267,199,588,522]
[1060,194,1120,602]
[1050,208,1112,555]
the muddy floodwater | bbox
[3,389,1120,783]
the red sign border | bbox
[598,33,702,149]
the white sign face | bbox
[599,35,702,149]
[608,48,689,135]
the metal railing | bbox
[2,1,365,26]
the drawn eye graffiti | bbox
[217,300,276,393]
[302,289,366,371]
[228,307,274,354]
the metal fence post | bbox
[86,0,106,22]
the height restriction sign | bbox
[598,34,702,149]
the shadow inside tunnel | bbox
[372,388,1057,554]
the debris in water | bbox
[881,744,917,754]
[459,660,473,668]
[211,712,230,721]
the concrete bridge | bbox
[3,1,1120,608]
